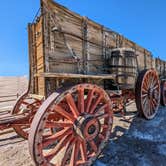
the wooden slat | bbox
[35,72,116,80]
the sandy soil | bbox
[0,103,165,166]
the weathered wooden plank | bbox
[35,72,116,80]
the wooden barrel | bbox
[108,48,137,89]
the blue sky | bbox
[0,0,165,76]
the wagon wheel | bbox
[11,92,43,139]
[135,69,160,119]
[29,84,113,166]
[160,81,166,106]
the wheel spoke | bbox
[89,94,103,114]
[45,121,73,128]
[54,105,76,122]
[143,78,149,90]
[69,139,80,166]
[89,140,97,153]
[152,84,159,90]
[22,101,30,105]
[44,134,73,161]
[94,104,108,115]
[151,99,155,111]
[61,138,76,166]
[142,87,148,94]
[144,77,149,89]
[77,88,85,113]
[42,127,73,148]
[13,124,30,127]
[149,100,153,116]
[142,93,148,98]
[85,90,94,113]
[80,139,88,162]
[142,96,148,106]
[66,94,79,117]
[28,100,39,106]
[147,99,151,116]
[152,98,157,106]
[150,76,156,88]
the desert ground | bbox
[0,102,165,166]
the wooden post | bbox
[144,49,147,69]
[82,17,89,74]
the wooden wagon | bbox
[0,0,166,165]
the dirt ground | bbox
[0,103,165,166]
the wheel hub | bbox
[74,115,101,141]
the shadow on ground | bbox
[94,106,166,166]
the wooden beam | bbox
[35,72,116,80]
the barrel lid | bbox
[111,47,135,53]
[111,47,137,57]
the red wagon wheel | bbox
[135,69,160,119]
[160,81,166,106]
[29,84,113,166]
[11,92,43,139]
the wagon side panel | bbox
[42,0,83,74]
[86,20,104,74]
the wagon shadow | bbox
[0,131,25,147]
[94,106,166,166]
